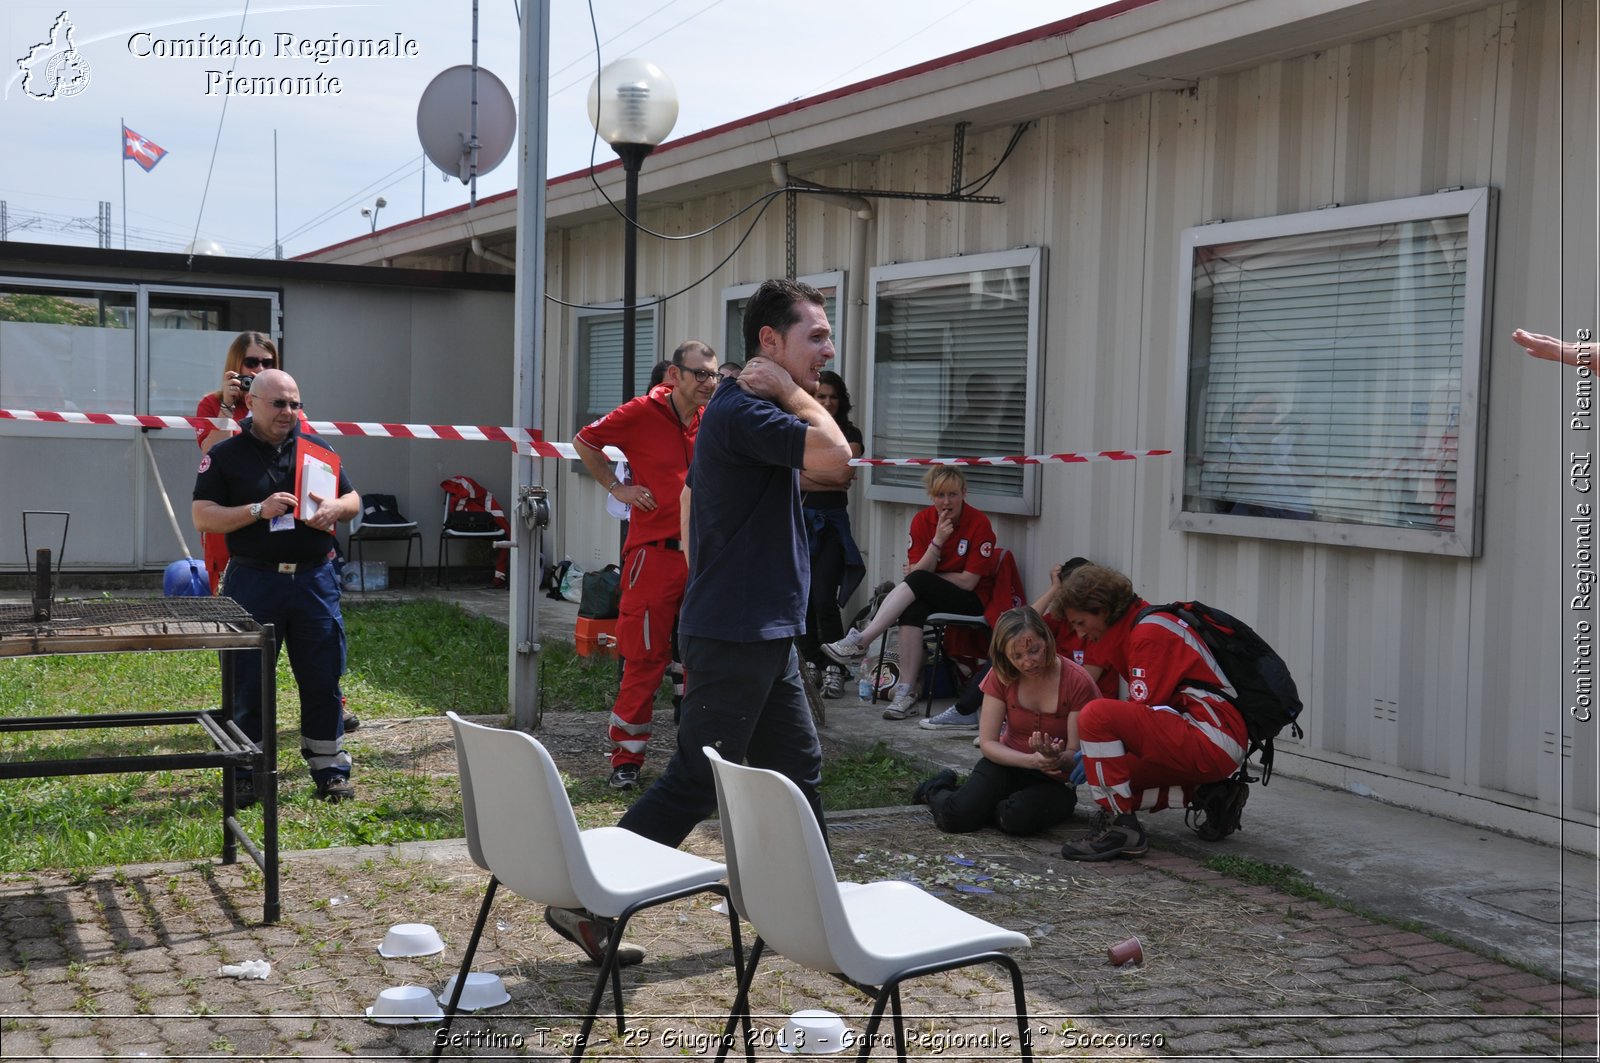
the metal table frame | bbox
[0,599,280,923]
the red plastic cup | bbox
[1107,935,1143,967]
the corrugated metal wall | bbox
[540,0,1595,839]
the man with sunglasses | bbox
[192,369,361,805]
[571,340,718,798]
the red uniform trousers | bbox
[1076,691,1246,815]
[608,543,688,770]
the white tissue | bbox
[217,959,271,980]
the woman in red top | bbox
[913,607,1098,835]
[195,332,279,594]
[822,466,998,719]
[1054,564,1248,860]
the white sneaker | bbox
[821,665,848,699]
[882,690,921,720]
[822,633,867,665]
[919,704,979,731]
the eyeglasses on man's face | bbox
[265,399,303,411]
[242,356,276,370]
[675,364,718,383]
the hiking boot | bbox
[881,689,920,720]
[233,774,257,810]
[820,665,848,700]
[912,768,958,805]
[822,632,867,665]
[607,764,640,791]
[315,776,356,803]
[919,704,979,731]
[543,906,645,967]
[1061,810,1147,861]
[342,709,361,733]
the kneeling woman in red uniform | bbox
[1054,564,1247,860]
[913,607,1100,835]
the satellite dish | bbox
[416,65,516,183]
[184,239,226,256]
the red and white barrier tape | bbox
[2,407,1169,467]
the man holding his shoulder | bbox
[192,369,360,805]
[572,340,718,791]
[543,280,853,966]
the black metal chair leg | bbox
[890,983,909,1063]
[999,954,1033,1061]
[854,986,892,1063]
[432,876,499,1060]
[715,936,765,1063]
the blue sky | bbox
[2,1,1101,259]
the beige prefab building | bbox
[306,0,1598,847]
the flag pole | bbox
[120,117,127,249]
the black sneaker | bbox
[1061,810,1148,861]
[912,768,958,806]
[234,774,257,810]
[608,765,640,790]
[315,776,356,803]
[342,709,361,733]
[543,906,645,967]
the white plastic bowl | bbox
[778,1009,851,1055]
[437,971,511,1011]
[377,922,445,958]
[366,984,445,1025]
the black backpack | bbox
[1135,600,1304,784]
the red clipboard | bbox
[293,438,341,522]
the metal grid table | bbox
[0,597,280,923]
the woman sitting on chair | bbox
[912,607,1099,835]
[823,466,999,719]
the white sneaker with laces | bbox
[919,704,979,731]
[882,689,920,720]
[822,633,867,665]
[820,664,848,699]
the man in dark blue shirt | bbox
[192,369,360,805]
[616,279,854,849]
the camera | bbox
[237,374,254,392]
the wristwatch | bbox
[250,502,264,521]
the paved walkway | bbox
[2,582,1597,1060]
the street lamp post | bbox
[361,195,387,233]
[587,59,678,401]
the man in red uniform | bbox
[1054,564,1248,860]
[574,340,718,790]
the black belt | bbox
[639,539,682,552]
[230,555,330,575]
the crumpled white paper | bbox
[217,959,271,980]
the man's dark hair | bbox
[742,279,824,359]
[647,360,672,390]
[672,339,715,366]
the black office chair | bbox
[436,497,502,588]
[346,494,422,591]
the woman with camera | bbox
[194,332,281,592]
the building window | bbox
[1175,188,1493,556]
[721,272,843,368]
[146,288,276,416]
[865,248,1043,515]
[572,304,657,430]
[0,283,136,413]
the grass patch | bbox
[1203,855,1328,902]
[0,600,919,871]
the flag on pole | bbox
[122,125,168,172]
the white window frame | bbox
[1172,188,1494,557]
[570,301,659,434]
[721,271,845,368]
[864,248,1044,517]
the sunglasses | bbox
[675,365,718,383]
[242,356,276,370]
[265,399,303,411]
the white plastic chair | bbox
[432,713,743,1062]
[703,747,1034,1062]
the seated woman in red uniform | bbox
[1053,564,1247,861]
[912,607,1099,836]
[822,466,998,720]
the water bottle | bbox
[857,674,873,701]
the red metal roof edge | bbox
[301,0,1157,259]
